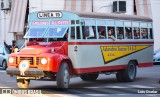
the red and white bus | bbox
[6,11,154,89]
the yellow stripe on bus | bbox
[100,45,150,64]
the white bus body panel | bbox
[68,40,153,70]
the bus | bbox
[6,10,154,89]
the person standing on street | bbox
[4,40,19,53]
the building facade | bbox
[0,0,159,51]
[0,7,13,45]
[150,0,160,51]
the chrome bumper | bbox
[6,67,44,77]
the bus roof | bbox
[30,10,152,22]
[70,11,152,22]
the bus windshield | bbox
[45,27,68,38]
[26,28,47,38]
[25,27,68,39]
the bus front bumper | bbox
[6,67,44,77]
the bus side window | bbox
[70,27,75,40]
[116,27,124,39]
[125,27,132,39]
[107,27,115,40]
[134,28,140,39]
[82,26,96,39]
[141,28,148,39]
[98,26,106,39]
[149,28,153,39]
[76,26,81,39]
[82,26,89,39]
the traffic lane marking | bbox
[106,86,127,88]
[0,70,6,73]
[128,85,155,88]
[86,94,108,96]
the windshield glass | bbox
[44,27,68,38]
[26,27,69,42]
[26,28,47,38]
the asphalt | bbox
[0,65,159,97]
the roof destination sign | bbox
[37,11,62,18]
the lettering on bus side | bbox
[100,45,151,64]
[31,20,69,26]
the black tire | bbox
[116,61,137,82]
[17,77,30,88]
[56,62,70,89]
[116,71,124,82]
[80,73,99,81]
[2,60,7,70]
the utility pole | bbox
[92,0,93,12]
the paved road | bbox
[0,65,159,97]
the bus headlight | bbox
[41,58,47,65]
[9,57,14,64]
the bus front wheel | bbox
[16,77,30,88]
[80,73,99,81]
[116,61,137,82]
[56,62,70,89]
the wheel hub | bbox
[129,64,135,79]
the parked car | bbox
[0,45,10,70]
[153,49,160,65]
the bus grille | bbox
[36,57,41,65]
[20,57,34,65]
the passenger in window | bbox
[108,29,115,41]
[117,28,123,39]
[126,32,132,39]
[125,28,132,39]
[134,30,140,39]
[98,29,105,39]
[98,27,106,38]
[141,30,148,39]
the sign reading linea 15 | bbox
[37,12,62,18]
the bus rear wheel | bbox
[56,62,70,90]
[80,73,99,81]
[16,77,30,88]
[116,61,137,82]
[116,71,124,82]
